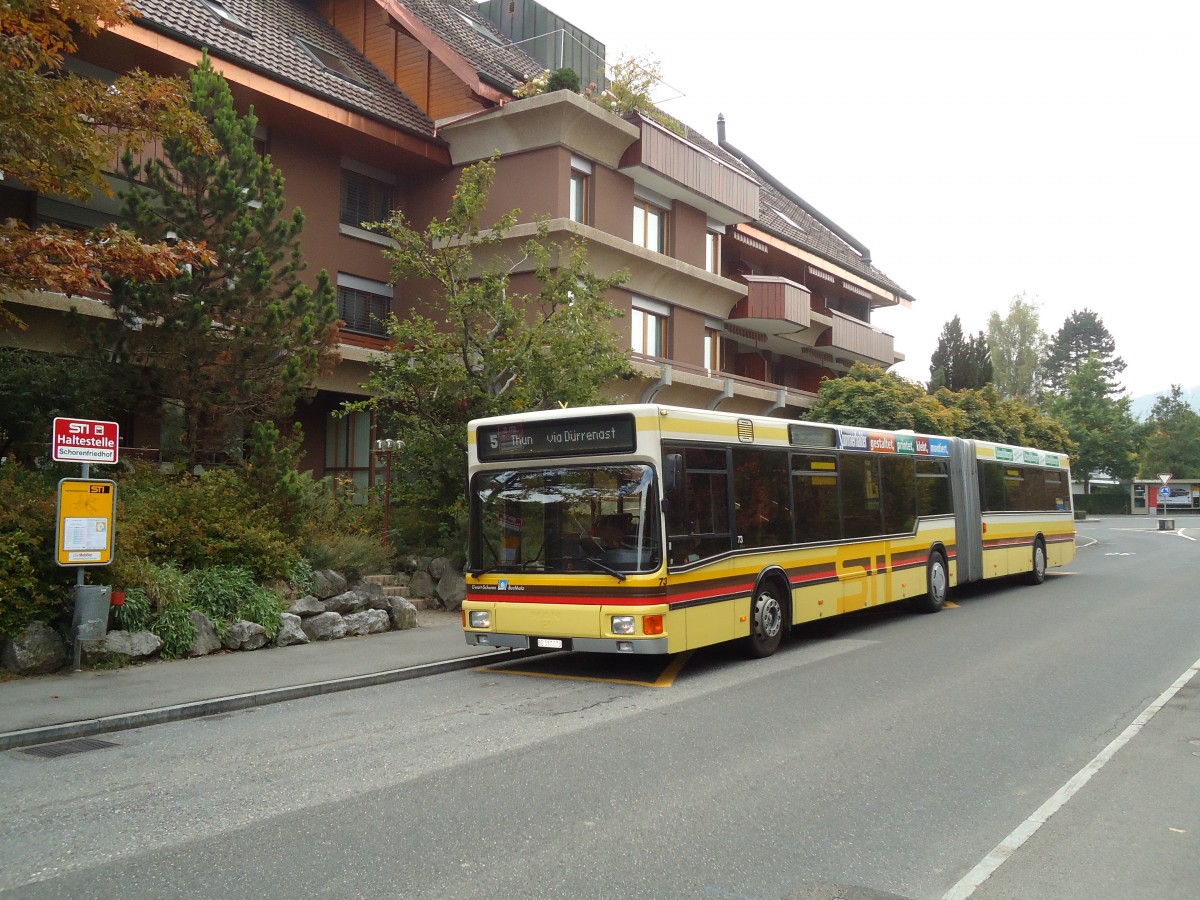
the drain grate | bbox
[19,737,119,759]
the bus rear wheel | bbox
[1026,538,1047,585]
[915,550,948,614]
[746,582,785,658]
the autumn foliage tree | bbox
[0,0,215,327]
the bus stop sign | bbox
[52,417,120,464]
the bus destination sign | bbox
[478,414,636,461]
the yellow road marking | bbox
[944,601,959,608]
[652,651,693,688]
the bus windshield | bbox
[470,464,662,576]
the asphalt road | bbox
[2,516,1197,899]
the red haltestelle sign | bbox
[51,418,120,464]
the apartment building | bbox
[0,0,913,490]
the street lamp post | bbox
[374,438,404,549]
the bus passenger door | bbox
[836,548,871,613]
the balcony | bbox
[619,116,759,225]
[728,275,811,335]
[822,310,896,365]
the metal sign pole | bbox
[71,461,90,672]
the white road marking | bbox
[942,655,1200,900]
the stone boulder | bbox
[301,611,346,642]
[312,569,348,600]
[274,613,309,647]
[323,590,364,616]
[389,597,418,631]
[428,556,450,581]
[287,595,325,617]
[437,569,467,612]
[103,629,164,659]
[222,620,269,652]
[344,609,391,636]
[187,611,223,657]
[407,571,436,600]
[1,622,66,675]
[353,582,391,611]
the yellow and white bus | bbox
[462,404,1074,658]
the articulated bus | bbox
[462,404,1075,658]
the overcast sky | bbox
[538,0,1199,399]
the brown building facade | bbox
[1,0,914,493]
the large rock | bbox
[437,570,467,612]
[344,609,391,636]
[1,622,66,675]
[388,597,418,631]
[222,620,269,651]
[312,569,347,600]
[354,583,391,611]
[428,557,449,581]
[103,629,163,658]
[407,571,436,600]
[301,611,346,641]
[287,595,325,617]
[187,611,223,657]
[274,613,309,647]
[323,590,364,615]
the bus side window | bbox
[666,445,733,564]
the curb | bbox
[0,649,519,752]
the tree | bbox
[1138,385,1200,478]
[354,156,631,543]
[813,364,959,434]
[812,364,1070,453]
[928,315,992,392]
[1043,308,1126,395]
[0,0,215,327]
[110,53,339,463]
[986,293,1047,401]
[1045,356,1139,490]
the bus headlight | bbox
[611,615,635,635]
[468,610,491,629]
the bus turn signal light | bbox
[643,615,664,635]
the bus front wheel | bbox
[746,582,785,658]
[915,550,948,614]
[1026,538,1047,585]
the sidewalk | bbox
[0,610,512,752]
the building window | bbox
[337,273,392,337]
[631,298,670,357]
[295,37,369,89]
[704,326,722,372]
[569,170,589,224]
[705,229,722,275]
[325,409,372,502]
[633,199,668,253]
[340,167,393,231]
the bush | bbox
[547,67,580,93]
[0,465,76,638]
[304,531,392,581]
[115,463,303,582]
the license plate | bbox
[536,638,564,649]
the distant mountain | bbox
[1130,385,1200,420]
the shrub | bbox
[115,463,303,581]
[547,67,580,93]
[0,465,76,638]
[304,531,393,581]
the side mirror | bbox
[663,453,684,496]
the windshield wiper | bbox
[582,555,627,582]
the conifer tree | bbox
[112,53,339,463]
[929,315,992,392]
[1043,308,1126,396]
